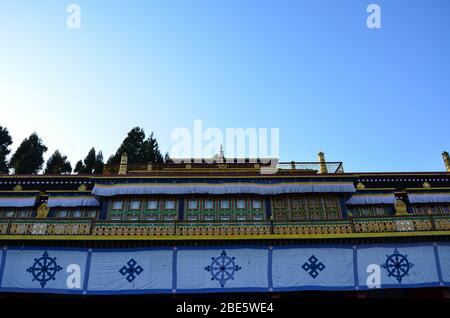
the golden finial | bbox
[78,184,87,191]
[118,152,128,175]
[442,151,450,172]
[356,182,365,190]
[13,184,22,192]
[422,182,431,189]
[318,152,328,174]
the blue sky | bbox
[0,0,449,172]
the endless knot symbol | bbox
[204,250,241,287]
[119,258,144,283]
[26,251,63,288]
[381,248,414,283]
[302,255,326,279]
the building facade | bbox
[1,152,450,296]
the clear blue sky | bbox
[0,0,449,172]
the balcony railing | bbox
[103,161,345,174]
[1,214,450,238]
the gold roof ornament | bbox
[78,184,87,191]
[36,203,50,218]
[443,151,450,172]
[318,152,328,174]
[394,199,408,216]
[13,184,22,192]
[356,182,365,190]
[118,152,128,175]
[422,181,431,189]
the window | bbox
[113,200,123,210]
[87,210,97,218]
[128,214,139,221]
[375,206,387,216]
[253,215,263,220]
[204,200,213,209]
[220,215,230,221]
[163,214,175,220]
[147,200,158,210]
[252,199,261,209]
[188,200,197,209]
[220,200,229,209]
[4,210,14,218]
[18,210,30,218]
[130,200,141,210]
[144,214,157,221]
[237,214,247,221]
[236,199,245,209]
[325,197,337,208]
[72,210,82,218]
[204,214,214,221]
[308,197,320,208]
[110,214,122,221]
[57,210,68,218]
[165,200,175,210]
[187,215,197,221]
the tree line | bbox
[0,125,169,174]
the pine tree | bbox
[44,150,72,174]
[108,127,164,164]
[9,133,48,174]
[141,132,163,164]
[0,125,12,173]
[94,151,104,174]
[108,127,146,164]
[83,148,97,173]
[164,152,172,163]
[74,160,84,174]
[74,148,104,174]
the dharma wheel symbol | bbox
[27,251,63,288]
[381,249,414,283]
[204,250,241,287]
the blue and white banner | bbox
[176,247,269,292]
[357,244,440,289]
[272,246,354,291]
[437,244,450,286]
[0,248,88,294]
[87,249,173,294]
[0,243,449,294]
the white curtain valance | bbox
[408,193,450,204]
[47,196,100,208]
[0,196,36,207]
[346,194,396,205]
[92,182,356,197]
